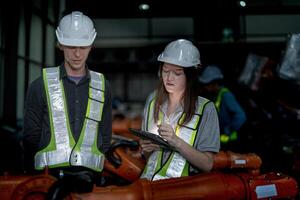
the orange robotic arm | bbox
[76,171,298,200]
[213,151,262,175]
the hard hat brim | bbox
[56,30,96,47]
[157,55,200,68]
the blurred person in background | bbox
[198,65,246,149]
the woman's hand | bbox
[158,123,182,148]
[139,139,160,153]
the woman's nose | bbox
[167,71,175,80]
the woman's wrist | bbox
[175,137,182,150]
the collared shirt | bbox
[160,101,183,130]
[23,65,112,172]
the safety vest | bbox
[35,67,105,172]
[215,87,238,143]
[141,96,209,181]
[215,87,229,112]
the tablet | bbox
[128,128,175,151]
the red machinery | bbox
[0,171,297,200]
[77,171,298,200]
[0,119,298,200]
[0,149,298,200]
[0,174,57,200]
[213,150,262,175]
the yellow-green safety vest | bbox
[35,67,105,172]
[141,96,209,180]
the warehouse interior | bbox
[0,0,300,198]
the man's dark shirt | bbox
[23,65,112,172]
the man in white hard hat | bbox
[198,65,246,148]
[23,11,112,191]
[139,39,220,180]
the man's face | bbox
[60,45,91,72]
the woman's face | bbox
[161,63,186,94]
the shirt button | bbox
[75,100,79,104]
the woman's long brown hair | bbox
[154,65,200,125]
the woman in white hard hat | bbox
[139,39,220,181]
[23,11,112,192]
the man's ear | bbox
[57,43,63,50]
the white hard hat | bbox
[198,65,224,84]
[56,11,97,46]
[157,39,201,68]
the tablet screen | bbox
[128,128,175,151]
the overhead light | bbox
[239,1,246,7]
[139,3,150,11]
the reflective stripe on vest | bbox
[215,87,229,112]
[35,67,105,172]
[141,96,209,180]
[140,98,162,180]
